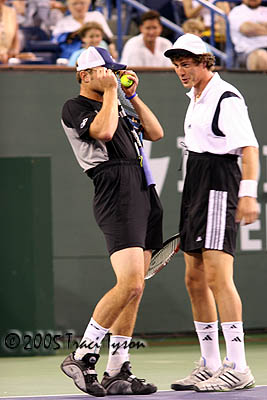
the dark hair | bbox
[140,10,161,25]
[170,50,215,70]
[77,21,104,39]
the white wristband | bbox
[238,180,257,198]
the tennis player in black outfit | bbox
[164,34,259,392]
[60,46,163,396]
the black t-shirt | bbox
[61,95,138,171]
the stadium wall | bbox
[0,68,266,336]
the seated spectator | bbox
[12,0,64,31]
[183,0,230,39]
[0,0,20,63]
[120,10,173,67]
[68,21,107,66]
[182,18,205,37]
[229,0,267,70]
[52,0,117,59]
[182,18,212,53]
[11,0,64,49]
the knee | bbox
[127,284,144,300]
[205,269,221,294]
[247,49,267,70]
[185,273,205,295]
[121,281,144,301]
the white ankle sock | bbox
[106,335,131,377]
[194,321,222,372]
[74,318,109,360]
[221,321,247,372]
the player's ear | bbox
[80,70,90,83]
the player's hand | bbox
[235,197,259,225]
[119,70,139,97]
[92,67,118,91]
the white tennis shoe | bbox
[171,358,213,391]
[194,358,255,392]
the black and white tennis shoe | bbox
[61,352,106,396]
[171,357,213,390]
[101,361,157,395]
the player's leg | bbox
[61,247,147,397]
[194,250,255,392]
[184,252,217,322]
[171,251,221,391]
[102,249,157,395]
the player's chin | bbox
[181,80,192,88]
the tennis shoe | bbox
[101,361,157,395]
[194,358,255,392]
[171,358,213,391]
[60,352,106,396]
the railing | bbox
[115,0,234,68]
[195,0,234,68]
[115,0,184,58]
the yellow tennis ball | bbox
[120,75,134,88]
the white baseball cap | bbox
[76,46,126,71]
[164,33,208,58]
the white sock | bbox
[221,321,247,372]
[106,335,131,377]
[194,321,222,372]
[74,318,109,360]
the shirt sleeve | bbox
[120,39,134,65]
[228,8,243,33]
[94,12,113,39]
[52,19,65,38]
[62,100,97,140]
[218,96,259,151]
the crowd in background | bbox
[0,0,266,69]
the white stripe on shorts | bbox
[205,190,228,250]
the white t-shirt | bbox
[120,33,172,67]
[52,11,113,39]
[229,4,267,54]
[184,73,258,155]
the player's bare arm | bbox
[82,68,119,141]
[131,95,164,141]
[119,70,164,141]
[236,146,259,225]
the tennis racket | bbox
[116,75,156,186]
[145,233,180,280]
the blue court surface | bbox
[1,387,267,400]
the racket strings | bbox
[145,237,180,279]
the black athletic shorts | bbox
[87,159,163,256]
[179,151,241,257]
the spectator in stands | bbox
[11,0,65,51]
[0,0,20,63]
[182,18,212,53]
[182,18,206,37]
[120,10,172,67]
[68,21,108,66]
[183,0,230,39]
[12,0,65,32]
[52,0,117,59]
[229,0,267,70]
